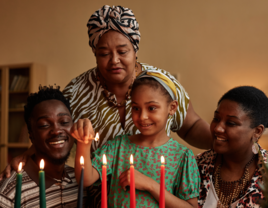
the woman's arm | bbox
[71,118,99,187]
[119,169,197,208]
[75,140,100,187]
[177,101,212,149]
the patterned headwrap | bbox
[136,71,178,100]
[87,5,141,53]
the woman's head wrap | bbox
[136,71,178,100]
[87,5,141,53]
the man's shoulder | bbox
[0,169,32,206]
[0,170,18,194]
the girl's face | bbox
[95,30,137,86]
[211,99,261,156]
[131,85,177,138]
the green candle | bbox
[39,159,46,208]
[14,162,22,208]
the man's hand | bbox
[119,169,153,192]
[71,118,95,144]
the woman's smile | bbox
[215,136,227,142]
[211,99,255,155]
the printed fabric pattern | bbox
[87,5,141,53]
[196,145,267,208]
[63,63,190,153]
[91,134,200,208]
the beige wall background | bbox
[1,0,268,157]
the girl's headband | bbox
[136,71,177,100]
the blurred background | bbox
[0,0,268,167]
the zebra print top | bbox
[63,63,190,152]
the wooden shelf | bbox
[9,90,29,94]
[0,63,46,171]
[7,143,30,148]
[9,108,24,112]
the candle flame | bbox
[80,156,84,165]
[40,159,45,170]
[161,156,165,164]
[103,154,107,165]
[18,162,22,172]
[95,132,99,142]
[130,154,134,165]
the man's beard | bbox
[38,150,71,165]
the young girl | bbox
[75,71,200,208]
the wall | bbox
[1,0,268,158]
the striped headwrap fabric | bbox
[87,5,141,53]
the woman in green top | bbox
[75,71,200,208]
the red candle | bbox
[159,156,165,208]
[130,154,136,208]
[101,154,107,208]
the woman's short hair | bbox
[218,86,268,128]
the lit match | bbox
[95,132,99,142]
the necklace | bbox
[213,154,256,208]
[96,63,138,107]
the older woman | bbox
[196,86,268,208]
[1,5,212,207]
[65,5,211,206]
[67,5,211,152]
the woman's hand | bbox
[0,150,30,180]
[119,168,197,208]
[71,118,95,144]
[119,169,153,192]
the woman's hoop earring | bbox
[252,137,259,154]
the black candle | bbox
[77,156,84,208]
